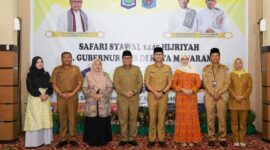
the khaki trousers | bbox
[205,98,227,141]
[57,95,78,141]
[229,110,248,143]
[117,99,139,141]
[147,93,168,142]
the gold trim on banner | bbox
[45,31,105,38]
[163,32,233,39]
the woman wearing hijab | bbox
[228,58,252,147]
[82,58,113,146]
[24,56,53,147]
[172,54,202,147]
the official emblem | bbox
[142,0,156,9]
[121,0,136,9]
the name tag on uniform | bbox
[212,80,217,87]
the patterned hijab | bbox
[178,54,198,74]
[232,58,246,76]
[86,58,107,90]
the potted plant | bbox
[52,112,59,134]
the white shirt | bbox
[56,10,96,32]
[74,10,83,32]
[197,8,225,33]
[168,8,198,32]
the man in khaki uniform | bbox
[113,50,143,146]
[202,48,230,147]
[50,52,83,148]
[144,47,172,148]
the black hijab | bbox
[29,56,45,75]
[28,56,49,88]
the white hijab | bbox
[178,54,198,74]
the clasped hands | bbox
[60,92,75,100]
[125,91,135,98]
[235,95,244,102]
[180,88,194,96]
[40,94,49,102]
[92,93,103,101]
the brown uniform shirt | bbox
[113,65,143,101]
[203,63,230,102]
[144,63,172,92]
[228,73,252,110]
[50,65,83,93]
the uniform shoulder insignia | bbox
[222,64,229,70]
[203,65,209,72]
[74,65,80,70]
[55,65,61,69]
[115,66,121,70]
[165,64,172,70]
[134,65,140,69]
[205,64,211,68]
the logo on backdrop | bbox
[121,0,136,9]
[142,0,156,9]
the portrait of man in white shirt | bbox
[57,0,96,32]
[198,0,225,33]
[168,0,198,33]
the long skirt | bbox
[83,116,112,146]
[174,94,202,143]
[25,128,53,147]
[24,88,53,147]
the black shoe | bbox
[129,140,138,146]
[56,140,68,148]
[208,141,215,147]
[70,141,79,147]
[220,141,227,147]
[147,141,155,148]
[158,141,167,147]
[119,141,128,146]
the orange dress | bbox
[172,69,202,143]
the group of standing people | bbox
[24,47,252,148]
